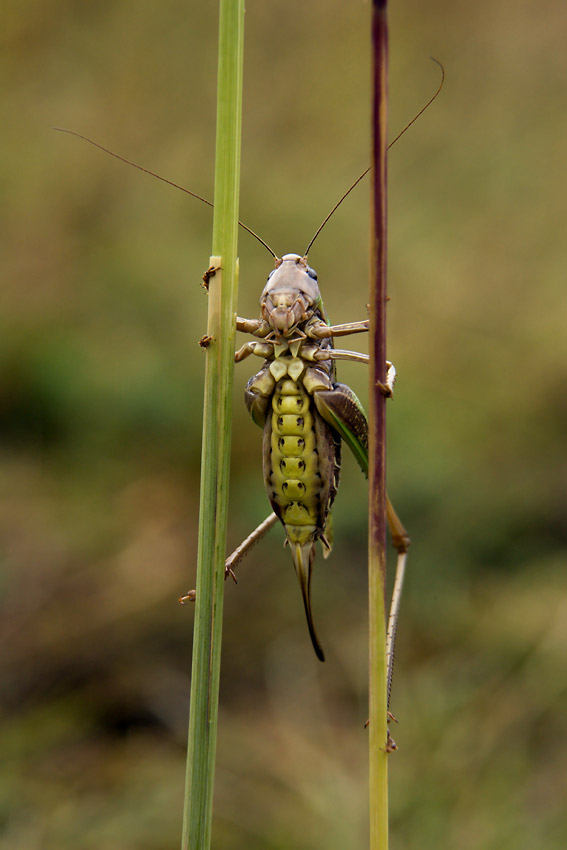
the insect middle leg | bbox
[314,349,396,397]
[310,320,369,338]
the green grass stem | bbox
[181,1,245,848]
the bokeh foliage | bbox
[1,1,566,848]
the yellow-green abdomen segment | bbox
[268,378,322,544]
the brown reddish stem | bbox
[368,1,390,848]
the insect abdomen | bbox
[267,378,322,544]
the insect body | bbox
[235,254,382,661]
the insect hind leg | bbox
[178,512,278,604]
[224,512,279,580]
[385,495,410,706]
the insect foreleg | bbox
[308,319,369,339]
[235,316,275,361]
[236,316,271,336]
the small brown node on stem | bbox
[202,264,221,290]
[178,590,196,604]
[199,334,213,348]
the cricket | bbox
[55,60,442,678]
[229,248,409,663]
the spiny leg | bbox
[313,350,396,397]
[235,316,265,335]
[310,319,369,338]
[370,496,410,749]
[364,496,410,741]
[234,341,257,362]
[235,339,276,363]
[385,495,411,708]
[314,349,370,366]
[178,513,278,603]
[224,512,279,580]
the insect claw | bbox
[383,731,398,753]
[202,264,221,290]
[225,566,238,584]
[376,380,393,398]
[387,710,398,724]
[199,334,213,348]
[178,590,196,604]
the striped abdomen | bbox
[263,374,340,546]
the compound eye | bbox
[267,269,276,280]
[307,266,318,280]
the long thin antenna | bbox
[53,128,277,259]
[303,58,445,258]
[387,57,445,149]
[55,58,443,263]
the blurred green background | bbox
[2,1,566,848]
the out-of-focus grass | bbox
[1,1,566,848]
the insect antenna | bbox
[53,128,277,259]
[55,59,443,263]
[387,57,445,149]
[303,58,445,258]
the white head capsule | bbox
[260,254,321,337]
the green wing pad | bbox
[313,382,368,476]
